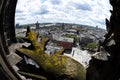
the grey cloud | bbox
[91,18,105,26]
[73,2,92,11]
[49,0,62,5]
[16,9,24,13]
[15,11,27,17]
[33,8,49,15]
[16,17,26,20]
[15,13,26,17]
[39,5,49,15]
[40,0,47,3]
[40,9,49,14]
[97,20,105,25]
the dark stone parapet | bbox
[87,0,120,80]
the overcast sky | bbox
[15,0,112,29]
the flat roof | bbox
[67,29,77,32]
[57,37,74,43]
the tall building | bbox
[16,23,20,28]
[36,21,39,29]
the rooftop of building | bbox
[57,37,74,43]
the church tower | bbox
[36,21,39,29]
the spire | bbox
[36,21,39,29]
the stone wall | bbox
[86,0,120,80]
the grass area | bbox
[80,42,98,51]
[87,42,98,49]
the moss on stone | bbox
[17,29,86,80]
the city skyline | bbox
[15,0,112,29]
